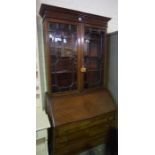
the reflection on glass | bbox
[84,27,104,89]
[48,23,77,93]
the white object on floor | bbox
[36,107,50,155]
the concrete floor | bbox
[78,144,106,155]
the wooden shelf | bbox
[51,70,102,74]
[84,56,100,58]
[86,69,102,72]
[49,46,75,50]
[52,70,76,74]
[85,37,100,41]
[50,55,77,59]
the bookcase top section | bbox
[39,4,111,27]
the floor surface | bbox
[78,144,106,155]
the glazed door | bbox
[47,21,78,93]
[82,26,105,89]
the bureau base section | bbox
[49,112,116,155]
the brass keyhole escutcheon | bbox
[81,67,86,73]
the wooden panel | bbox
[54,112,115,145]
[46,91,116,155]
[47,91,116,155]
[44,11,108,27]
[49,89,116,126]
[39,4,110,27]
[55,123,112,145]
[55,111,115,136]
[54,132,108,155]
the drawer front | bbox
[55,122,112,146]
[56,111,116,137]
[54,134,107,155]
[54,111,116,154]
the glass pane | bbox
[48,22,77,93]
[84,27,104,89]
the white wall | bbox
[36,15,47,109]
[36,0,118,33]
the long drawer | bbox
[54,111,116,155]
[55,136,106,155]
[55,111,115,137]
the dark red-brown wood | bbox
[46,89,116,155]
[40,4,111,27]
[39,4,116,155]
[47,89,115,126]
[40,4,111,94]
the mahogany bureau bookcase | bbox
[39,4,117,155]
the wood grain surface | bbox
[50,89,116,126]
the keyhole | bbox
[78,17,82,21]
